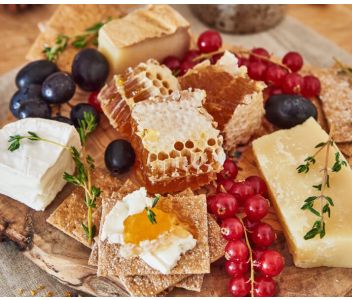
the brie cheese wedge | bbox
[0,118,81,211]
[101,187,197,274]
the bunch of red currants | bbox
[208,159,285,297]
[163,30,223,76]
[239,47,321,98]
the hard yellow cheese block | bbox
[253,117,352,268]
[98,5,191,74]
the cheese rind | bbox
[0,118,81,211]
[98,5,190,74]
[253,117,352,268]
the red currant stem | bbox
[238,216,255,297]
[238,50,291,72]
[193,49,225,62]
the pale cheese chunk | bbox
[0,118,81,211]
[98,5,190,74]
[253,117,352,268]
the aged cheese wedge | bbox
[253,117,352,268]
[0,118,81,211]
[98,5,191,74]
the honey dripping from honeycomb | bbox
[123,208,190,244]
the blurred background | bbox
[0,4,351,74]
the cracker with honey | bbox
[97,180,210,276]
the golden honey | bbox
[123,208,180,244]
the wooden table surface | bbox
[0,4,352,75]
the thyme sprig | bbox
[297,133,347,240]
[145,194,160,224]
[43,34,69,62]
[43,18,111,62]
[8,112,99,245]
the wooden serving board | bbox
[1,73,352,297]
[2,8,352,294]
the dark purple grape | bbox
[10,84,43,118]
[41,72,76,104]
[265,94,317,129]
[71,48,109,91]
[51,115,74,125]
[17,100,51,119]
[105,139,135,175]
[70,103,100,128]
[16,60,58,89]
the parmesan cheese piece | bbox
[98,5,191,74]
[253,117,352,268]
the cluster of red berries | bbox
[208,159,285,297]
[163,30,223,76]
[239,47,321,98]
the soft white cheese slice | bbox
[101,187,197,274]
[253,117,352,268]
[0,118,81,211]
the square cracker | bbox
[47,168,124,248]
[90,213,225,296]
[26,4,126,72]
[317,68,352,143]
[98,180,210,276]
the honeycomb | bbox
[130,89,226,194]
[98,59,180,136]
[179,51,265,152]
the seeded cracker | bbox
[26,5,126,72]
[90,214,225,295]
[47,168,124,248]
[317,68,352,143]
[97,180,210,276]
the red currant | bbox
[183,50,200,63]
[264,85,282,97]
[259,250,285,277]
[225,240,249,262]
[162,56,181,73]
[302,75,321,98]
[249,47,270,63]
[220,159,238,180]
[229,182,255,204]
[228,275,250,297]
[197,30,222,53]
[216,178,234,193]
[250,223,276,248]
[88,91,102,112]
[225,260,249,277]
[179,60,195,76]
[206,195,217,213]
[221,217,244,241]
[210,52,224,64]
[248,62,267,81]
[210,193,239,219]
[245,175,268,197]
[238,57,250,68]
[244,195,270,221]
[254,276,276,297]
[242,216,259,231]
[265,65,287,87]
[282,51,304,72]
[282,73,303,94]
